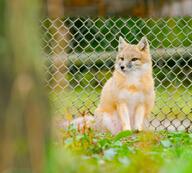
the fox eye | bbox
[119,57,124,61]
[132,58,139,61]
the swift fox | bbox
[62,36,155,135]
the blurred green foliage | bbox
[47,128,192,173]
[49,17,192,52]
[43,17,192,52]
[44,17,192,89]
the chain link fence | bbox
[41,17,192,131]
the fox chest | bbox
[118,88,145,104]
[117,77,145,104]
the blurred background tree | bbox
[0,0,51,173]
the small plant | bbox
[52,126,192,173]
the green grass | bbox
[49,87,192,119]
[47,128,192,173]
[48,86,192,173]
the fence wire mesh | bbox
[41,17,192,131]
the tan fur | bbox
[62,36,155,135]
[94,36,155,134]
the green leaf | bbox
[64,138,73,145]
[76,134,84,141]
[118,157,130,165]
[114,130,133,141]
[104,148,117,160]
[113,140,123,147]
[188,133,192,139]
[161,140,172,148]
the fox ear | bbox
[118,36,127,52]
[138,36,149,51]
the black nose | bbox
[120,66,125,70]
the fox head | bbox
[115,36,152,74]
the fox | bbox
[61,36,155,135]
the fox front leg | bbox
[134,105,145,131]
[117,103,131,131]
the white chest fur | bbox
[118,70,145,104]
[118,89,144,104]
